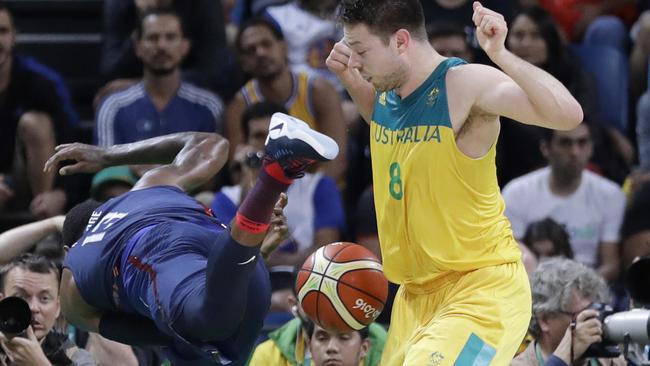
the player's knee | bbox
[17,111,55,144]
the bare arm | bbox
[598,242,620,283]
[0,216,64,264]
[224,93,248,159]
[326,41,376,123]
[469,2,583,130]
[45,132,229,193]
[311,78,348,180]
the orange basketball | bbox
[295,242,388,332]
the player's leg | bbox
[382,262,531,366]
[167,114,338,339]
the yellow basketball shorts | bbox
[381,261,531,366]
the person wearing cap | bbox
[90,167,138,202]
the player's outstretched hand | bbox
[261,193,289,260]
[44,143,107,176]
[472,1,508,57]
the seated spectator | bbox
[90,166,138,202]
[248,267,386,366]
[98,0,233,99]
[0,254,95,365]
[426,21,475,61]
[511,257,626,366]
[502,123,626,282]
[262,0,342,89]
[537,0,634,43]
[0,3,78,219]
[226,18,346,181]
[213,102,345,266]
[306,322,371,366]
[522,218,574,262]
[418,0,516,51]
[95,8,224,147]
[498,7,603,186]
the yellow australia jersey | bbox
[240,71,317,129]
[370,57,521,288]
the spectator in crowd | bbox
[502,123,626,282]
[306,322,371,366]
[89,166,138,202]
[498,7,603,186]
[226,18,347,182]
[0,254,95,366]
[213,102,345,266]
[426,21,475,61]
[263,0,342,89]
[98,0,233,99]
[0,2,77,219]
[95,8,224,148]
[511,257,626,366]
[248,267,386,366]
[522,218,574,262]
[536,0,634,43]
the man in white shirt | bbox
[502,122,625,282]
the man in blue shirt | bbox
[45,113,339,365]
[95,8,223,147]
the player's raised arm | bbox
[326,40,377,123]
[44,132,229,192]
[463,1,583,130]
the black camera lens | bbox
[0,297,31,336]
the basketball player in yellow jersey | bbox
[326,1,583,365]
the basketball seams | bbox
[337,268,387,306]
[296,242,389,333]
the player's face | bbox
[238,25,287,80]
[1,268,60,340]
[543,124,593,180]
[541,292,591,348]
[0,10,16,69]
[136,14,189,76]
[309,325,369,366]
[344,24,407,92]
[507,14,548,67]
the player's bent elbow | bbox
[556,103,584,131]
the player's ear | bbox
[394,29,410,53]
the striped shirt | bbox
[95,81,223,146]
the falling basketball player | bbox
[43,113,339,365]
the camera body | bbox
[582,302,621,358]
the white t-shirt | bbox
[502,167,626,267]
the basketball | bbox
[295,242,388,332]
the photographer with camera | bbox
[512,258,626,366]
[0,253,94,366]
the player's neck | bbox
[396,46,443,99]
[548,169,582,197]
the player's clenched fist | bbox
[472,1,507,57]
[326,40,363,86]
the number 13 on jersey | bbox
[389,162,403,200]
